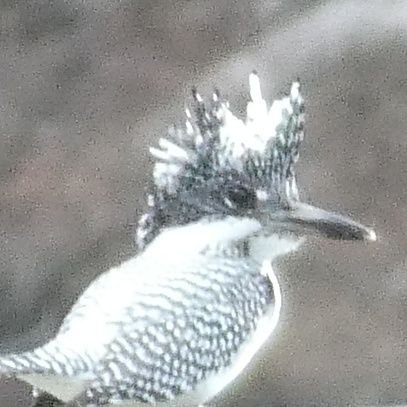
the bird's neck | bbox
[145,217,304,263]
[248,234,305,263]
[146,216,261,258]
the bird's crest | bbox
[137,72,305,249]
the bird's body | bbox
[0,73,376,406]
[1,219,287,406]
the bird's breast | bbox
[83,255,279,405]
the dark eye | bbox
[224,186,257,211]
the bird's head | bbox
[136,73,376,258]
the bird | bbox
[0,72,376,407]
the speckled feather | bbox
[85,256,273,405]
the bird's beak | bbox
[268,201,376,242]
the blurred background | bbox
[0,1,406,406]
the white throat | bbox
[146,216,304,265]
[249,234,305,264]
[146,216,262,257]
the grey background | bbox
[0,1,406,406]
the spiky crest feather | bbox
[137,73,305,250]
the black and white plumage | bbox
[0,73,376,407]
